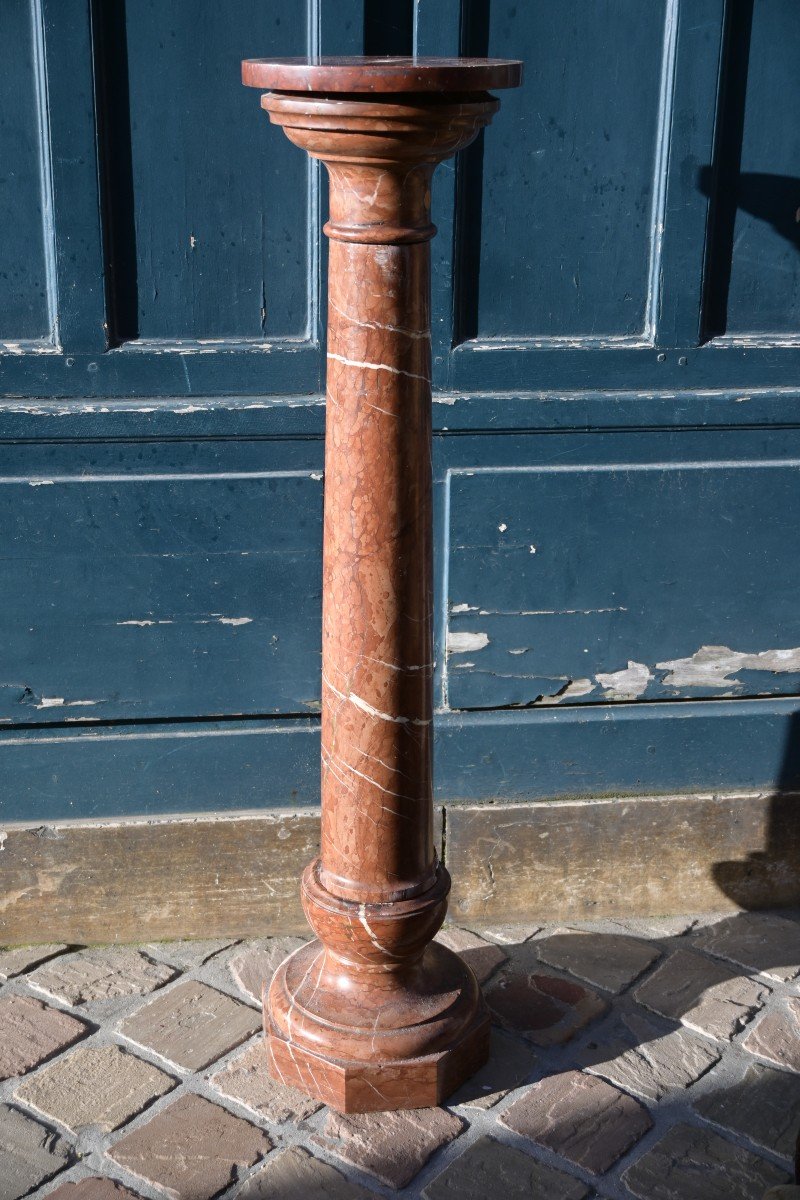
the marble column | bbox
[242,56,522,1112]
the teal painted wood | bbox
[0,439,323,725]
[1,387,800,440]
[41,0,108,354]
[0,719,321,820]
[654,0,726,348]
[460,0,668,342]
[0,0,342,395]
[95,0,310,342]
[1,0,800,822]
[719,0,800,336]
[2,699,800,821]
[442,429,800,710]
[0,423,795,723]
[0,345,322,399]
[415,0,800,394]
[0,1,52,342]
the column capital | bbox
[243,57,521,245]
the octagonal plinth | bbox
[263,859,490,1111]
[243,56,522,1112]
[267,947,491,1113]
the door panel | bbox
[723,0,800,336]
[0,443,323,725]
[458,0,667,342]
[0,0,364,397]
[444,440,800,710]
[96,0,310,343]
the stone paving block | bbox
[146,938,238,969]
[315,1107,465,1189]
[633,949,770,1040]
[533,928,661,993]
[0,994,88,1081]
[621,1121,790,1199]
[473,923,542,946]
[694,1061,800,1160]
[578,1010,721,1100]
[742,999,800,1071]
[15,1043,175,1133]
[449,1030,536,1109]
[237,1145,382,1200]
[228,937,308,1005]
[692,911,800,981]
[0,944,68,981]
[435,926,508,984]
[485,968,608,1045]
[118,980,260,1070]
[422,1135,590,1199]
[500,1069,652,1174]
[28,948,177,1005]
[0,1103,73,1200]
[209,1038,323,1123]
[108,1093,271,1198]
[47,1178,143,1200]
[608,914,700,938]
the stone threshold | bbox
[1,789,798,945]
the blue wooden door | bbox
[1,0,799,820]
[421,0,800,801]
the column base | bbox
[264,938,491,1112]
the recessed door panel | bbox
[446,454,800,709]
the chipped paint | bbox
[195,615,254,626]
[657,645,800,689]
[117,619,175,627]
[538,678,595,704]
[118,616,251,627]
[451,642,800,705]
[450,603,478,614]
[476,606,627,617]
[596,660,653,700]
[447,631,490,654]
[1,342,59,356]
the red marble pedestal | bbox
[242,56,522,1113]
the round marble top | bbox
[241,56,523,95]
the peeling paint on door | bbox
[596,661,653,701]
[447,631,490,655]
[538,678,596,704]
[657,645,800,689]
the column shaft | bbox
[321,231,435,903]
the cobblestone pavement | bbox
[0,909,798,1199]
